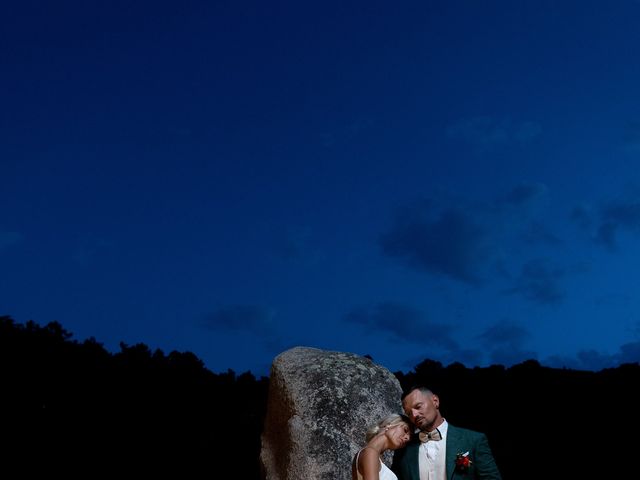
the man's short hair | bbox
[401,384,434,401]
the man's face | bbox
[402,389,440,431]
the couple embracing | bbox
[352,385,502,480]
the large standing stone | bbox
[260,346,403,480]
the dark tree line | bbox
[1,315,638,477]
[0,316,268,476]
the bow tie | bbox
[419,428,442,443]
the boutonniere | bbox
[455,451,472,472]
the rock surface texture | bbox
[260,346,403,480]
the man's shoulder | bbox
[447,424,487,440]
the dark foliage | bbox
[0,316,268,476]
[396,357,640,478]
[2,315,638,478]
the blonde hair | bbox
[364,413,410,442]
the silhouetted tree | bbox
[2,315,639,478]
[0,316,268,477]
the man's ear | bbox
[432,394,440,408]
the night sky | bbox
[3,1,640,376]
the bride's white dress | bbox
[354,449,398,480]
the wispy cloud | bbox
[596,201,640,251]
[503,258,566,305]
[618,340,640,364]
[380,207,488,285]
[380,182,561,287]
[344,301,458,349]
[402,325,639,372]
[570,204,594,230]
[476,320,537,365]
[546,321,640,370]
[545,340,640,371]
[572,194,640,251]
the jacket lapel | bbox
[446,425,461,478]
[408,441,422,480]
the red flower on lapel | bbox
[455,451,472,472]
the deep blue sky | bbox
[3,0,640,375]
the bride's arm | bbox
[357,447,381,480]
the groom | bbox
[391,385,502,480]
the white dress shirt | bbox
[418,419,448,480]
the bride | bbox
[352,414,411,480]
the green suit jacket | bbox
[391,425,502,480]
